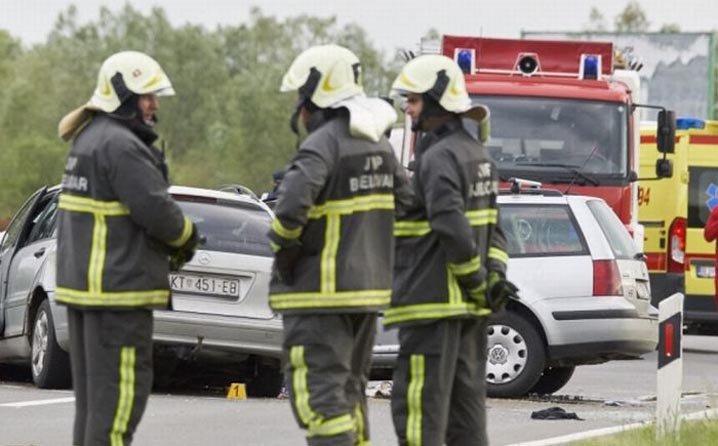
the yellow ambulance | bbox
[639,118,718,334]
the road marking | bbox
[504,421,650,446]
[505,408,718,446]
[0,397,75,408]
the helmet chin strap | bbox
[415,70,451,132]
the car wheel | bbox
[31,299,71,389]
[529,365,576,395]
[246,365,283,398]
[486,312,546,398]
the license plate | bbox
[169,273,240,298]
[697,265,716,279]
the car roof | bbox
[498,192,601,207]
[48,183,271,214]
[169,185,272,212]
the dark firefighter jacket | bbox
[384,119,508,328]
[269,115,411,314]
[56,114,193,309]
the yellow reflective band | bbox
[394,221,430,237]
[383,302,491,326]
[320,215,340,293]
[270,290,391,310]
[290,346,317,426]
[167,217,193,248]
[272,218,302,240]
[407,354,425,446]
[308,414,355,437]
[394,209,498,238]
[448,256,481,276]
[447,270,463,305]
[142,73,162,89]
[58,194,130,216]
[466,208,498,225]
[110,347,135,446]
[489,247,509,265]
[88,214,107,293]
[308,194,395,219]
[355,403,367,445]
[56,287,170,307]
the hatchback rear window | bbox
[499,204,587,256]
[586,200,638,260]
[176,199,272,257]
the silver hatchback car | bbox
[0,185,284,396]
[373,186,658,397]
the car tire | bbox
[246,365,283,398]
[486,312,546,398]
[31,299,71,389]
[529,365,576,395]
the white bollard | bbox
[656,292,684,439]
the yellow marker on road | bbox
[227,383,247,400]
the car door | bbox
[3,192,59,337]
[0,187,47,337]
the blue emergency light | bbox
[675,117,705,130]
[455,48,475,74]
[580,54,600,80]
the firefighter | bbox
[704,205,718,310]
[269,44,411,446]
[56,51,197,446]
[386,55,519,446]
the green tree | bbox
[585,7,608,32]
[614,1,650,32]
[0,6,396,219]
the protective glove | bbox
[486,271,520,312]
[169,223,199,272]
[272,241,302,285]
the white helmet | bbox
[391,54,488,125]
[59,51,174,141]
[89,50,175,113]
[281,44,364,108]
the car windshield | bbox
[466,96,629,183]
[586,199,639,260]
[176,198,272,257]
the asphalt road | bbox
[1,335,716,446]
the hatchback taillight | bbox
[593,260,624,296]
[667,217,686,273]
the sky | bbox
[1,0,717,55]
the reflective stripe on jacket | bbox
[56,115,192,309]
[269,115,411,314]
[385,119,508,328]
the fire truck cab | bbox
[398,36,675,247]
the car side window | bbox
[26,195,59,245]
[499,204,588,257]
[0,192,43,253]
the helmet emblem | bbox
[132,69,142,78]
[321,68,338,93]
[100,78,112,96]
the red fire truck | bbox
[395,36,675,247]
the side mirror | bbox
[657,110,676,154]
[656,158,673,178]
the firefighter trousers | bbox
[391,317,488,446]
[67,307,154,446]
[282,313,377,446]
